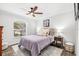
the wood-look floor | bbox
[2,44,75,56]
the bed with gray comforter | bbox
[19,35,54,56]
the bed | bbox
[18,28,57,56]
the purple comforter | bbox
[19,35,54,56]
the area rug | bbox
[2,46,14,56]
[3,45,63,56]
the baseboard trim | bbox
[10,43,18,46]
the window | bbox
[14,21,26,37]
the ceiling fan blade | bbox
[33,6,38,12]
[26,11,33,15]
[34,12,43,14]
[30,7,34,12]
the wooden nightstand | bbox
[51,36,64,48]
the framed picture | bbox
[43,19,50,27]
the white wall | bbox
[77,20,79,56]
[75,19,79,56]
[51,12,76,44]
[0,10,37,45]
[0,11,14,45]
[36,11,76,44]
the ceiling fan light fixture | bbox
[26,6,43,17]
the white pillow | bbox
[37,28,49,36]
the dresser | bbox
[0,26,3,56]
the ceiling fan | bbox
[26,6,43,17]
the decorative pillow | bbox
[42,28,49,36]
[37,27,49,36]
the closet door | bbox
[0,26,3,56]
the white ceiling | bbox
[0,3,74,19]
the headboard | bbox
[37,27,57,36]
[49,28,57,36]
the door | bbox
[0,26,3,56]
